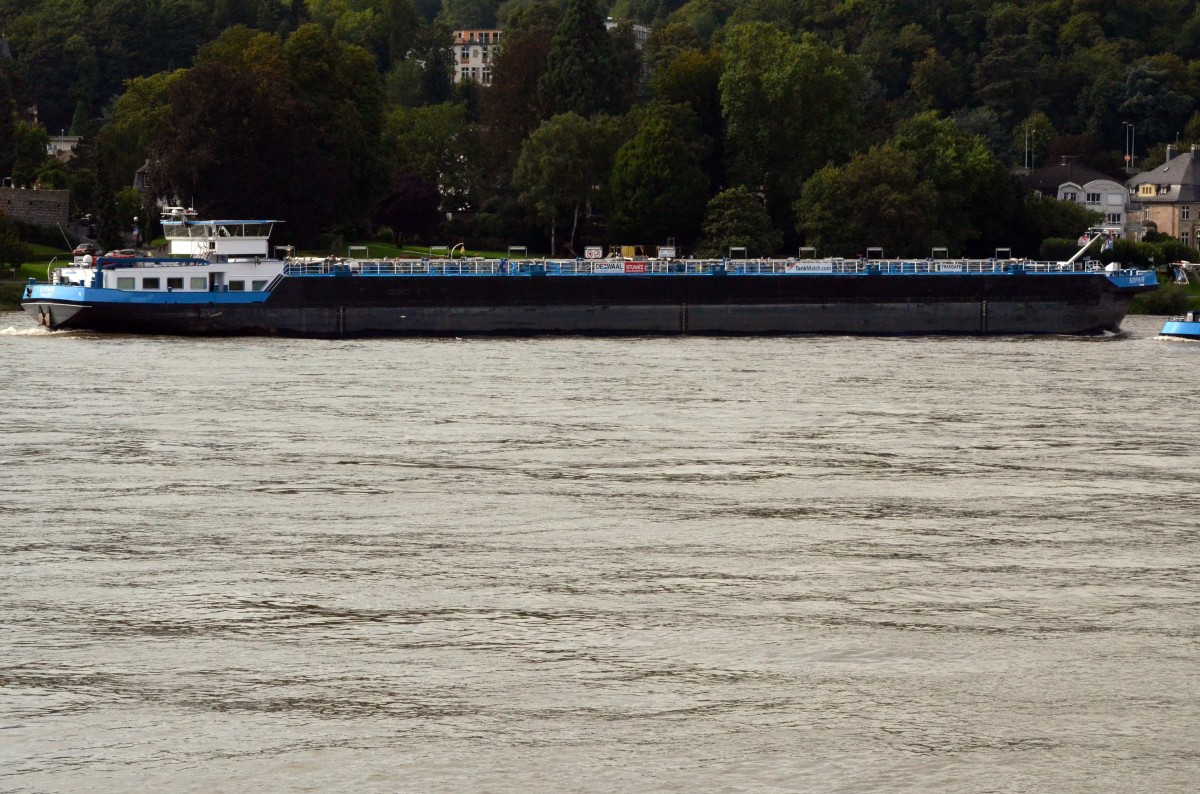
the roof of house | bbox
[1020,161,1121,194]
[1126,148,1200,202]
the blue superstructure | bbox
[1160,311,1200,339]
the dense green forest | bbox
[2,0,1200,257]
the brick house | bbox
[1125,144,1200,247]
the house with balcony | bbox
[1125,144,1200,247]
[452,29,501,85]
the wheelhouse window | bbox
[190,277,207,290]
[142,277,160,289]
[117,277,135,289]
[228,280,245,291]
[251,280,268,291]
[167,277,184,290]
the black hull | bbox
[24,273,1140,337]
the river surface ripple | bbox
[1,313,1197,792]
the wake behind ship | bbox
[23,213,1158,337]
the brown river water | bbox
[1,312,1197,792]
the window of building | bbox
[252,280,268,291]
[1182,232,1190,247]
[1139,184,1156,197]
[142,277,160,289]
[228,280,245,291]
[190,277,207,290]
[167,277,184,290]
[117,277,135,289]
[1184,206,1191,220]
[1063,191,1077,202]
[1086,192,1100,204]
[1107,213,1122,224]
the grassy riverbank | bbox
[0,281,25,311]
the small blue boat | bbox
[1160,310,1200,339]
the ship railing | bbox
[94,257,213,269]
[279,256,1137,277]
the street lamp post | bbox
[1123,122,1136,173]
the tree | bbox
[609,116,709,247]
[889,112,1021,252]
[909,49,965,113]
[374,170,442,244]
[0,71,15,181]
[720,24,865,227]
[1021,196,1103,248]
[798,145,939,257]
[152,25,387,241]
[479,3,561,172]
[94,176,123,252]
[798,112,1028,257]
[696,186,781,257]
[1120,60,1195,147]
[0,211,32,271]
[11,121,50,187]
[36,159,70,189]
[651,47,724,186]
[436,0,497,28]
[537,0,624,117]
[284,24,389,229]
[97,70,182,192]
[1013,112,1056,170]
[383,103,481,211]
[152,27,312,233]
[971,32,1050,125]
[513,113,613,256]
[416,24,454,104]
[114,186,144,238]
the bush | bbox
[13,219,74,249]
[1039,237,1080,260]
[1131,284,1191,315]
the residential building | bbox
[451,21,647,86]
[452,29,501,85]
[605,17,650,50]
[1020,156,1134,238]
[1125,144,1200,247]
[47,134,81,163]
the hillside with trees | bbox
[3,0,1200,257]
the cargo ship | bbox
[22,213,1157,336]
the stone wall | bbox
[0,187,69,227]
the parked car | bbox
[105,249,140,257]
[72,243,97,256]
